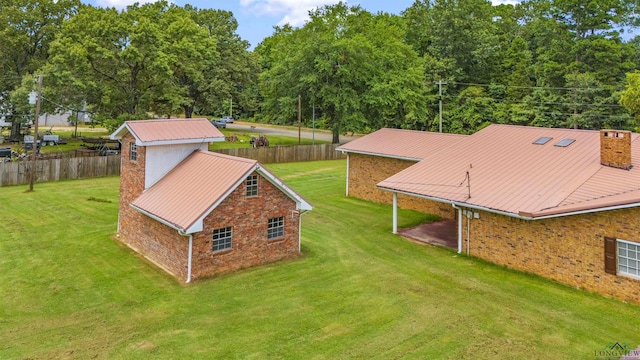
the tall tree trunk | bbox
[184,105,193,118]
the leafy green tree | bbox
[188,7,259,118]
[0,0,80,138]
[620,71,640,130]
[259,3,426,143]
[503,36,534,100]
[403,0,498,85]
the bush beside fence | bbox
[0,144,346,186]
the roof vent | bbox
[533,137,553,145]
[554,139,575,147]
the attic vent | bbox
[533,137,553,145]
[554,139,575,147]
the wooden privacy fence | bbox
[0,154,121,186]
[0,144,345,186]
[213,143,346,164]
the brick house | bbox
[340,125,640,304]
[111,118,312,282]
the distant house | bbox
[111,118,312,282]
[339,125,640,305]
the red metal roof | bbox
[336,128,467,160]
[377,124,640,218]
[110,118,224,145]
[131,151,312,233]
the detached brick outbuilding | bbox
[339,125,640,305]
[111,118,312,282]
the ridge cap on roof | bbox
[485,124,614,134]
[125,117,209,124]
[195,150,258,164]
[372,128,468,136]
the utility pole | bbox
[436,80,446,133]
[298,95,301,144]
[312,100,315,145]
[229,97,233,118]
[29,74,43,192]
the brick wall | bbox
[600,130,632,170]
[191,171,300,280]
[117,135,189,278]
[464,207,640,304]
[348,153,455,219]
[117,144,301,281]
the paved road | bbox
[227,122,359,144]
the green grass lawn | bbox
[209,128,329,150]
[1,159,639,359]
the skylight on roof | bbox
[554,139,576,147]
[533,136,553,145]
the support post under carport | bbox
[392,192,398,234]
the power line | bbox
[448,81,626,92]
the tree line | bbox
[2,0,640,142]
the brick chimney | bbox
[600,130,632,170]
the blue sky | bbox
[84,0,520,50]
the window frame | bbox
[267,216,284,240]
[212,226,233,252]
[130,142,138,161]
[246,174,258,197]
[617,239,640,280]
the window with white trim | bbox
[246,175,258,197]
[267,216,284,240]
[618,240,640,279]
[212,226,233,252]
[130,142,138,161]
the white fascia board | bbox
[110,123,130,140]
[337,149,422,162]
[257,166,313,211]
[376,185,640,221]
[130,203,185,232]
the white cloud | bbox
[241,0,340,27]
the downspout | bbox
[298,210,309,253]
[392,192,398,234]
[345,153,349,197]
[467,213,471,255]
[451,203,463,253]
[178,230,193,283]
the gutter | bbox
[377,186,640,221]
[178,230,193,284]
[298,210,309,253]
[337,149,423,163]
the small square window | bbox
[130,142,138,161]
[267,216,284,240]
[212,226,232,252]
[246,175,258,197]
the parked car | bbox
[211,119,226,128]
[221,116,234,123]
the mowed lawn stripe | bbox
[0,160,638,359]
